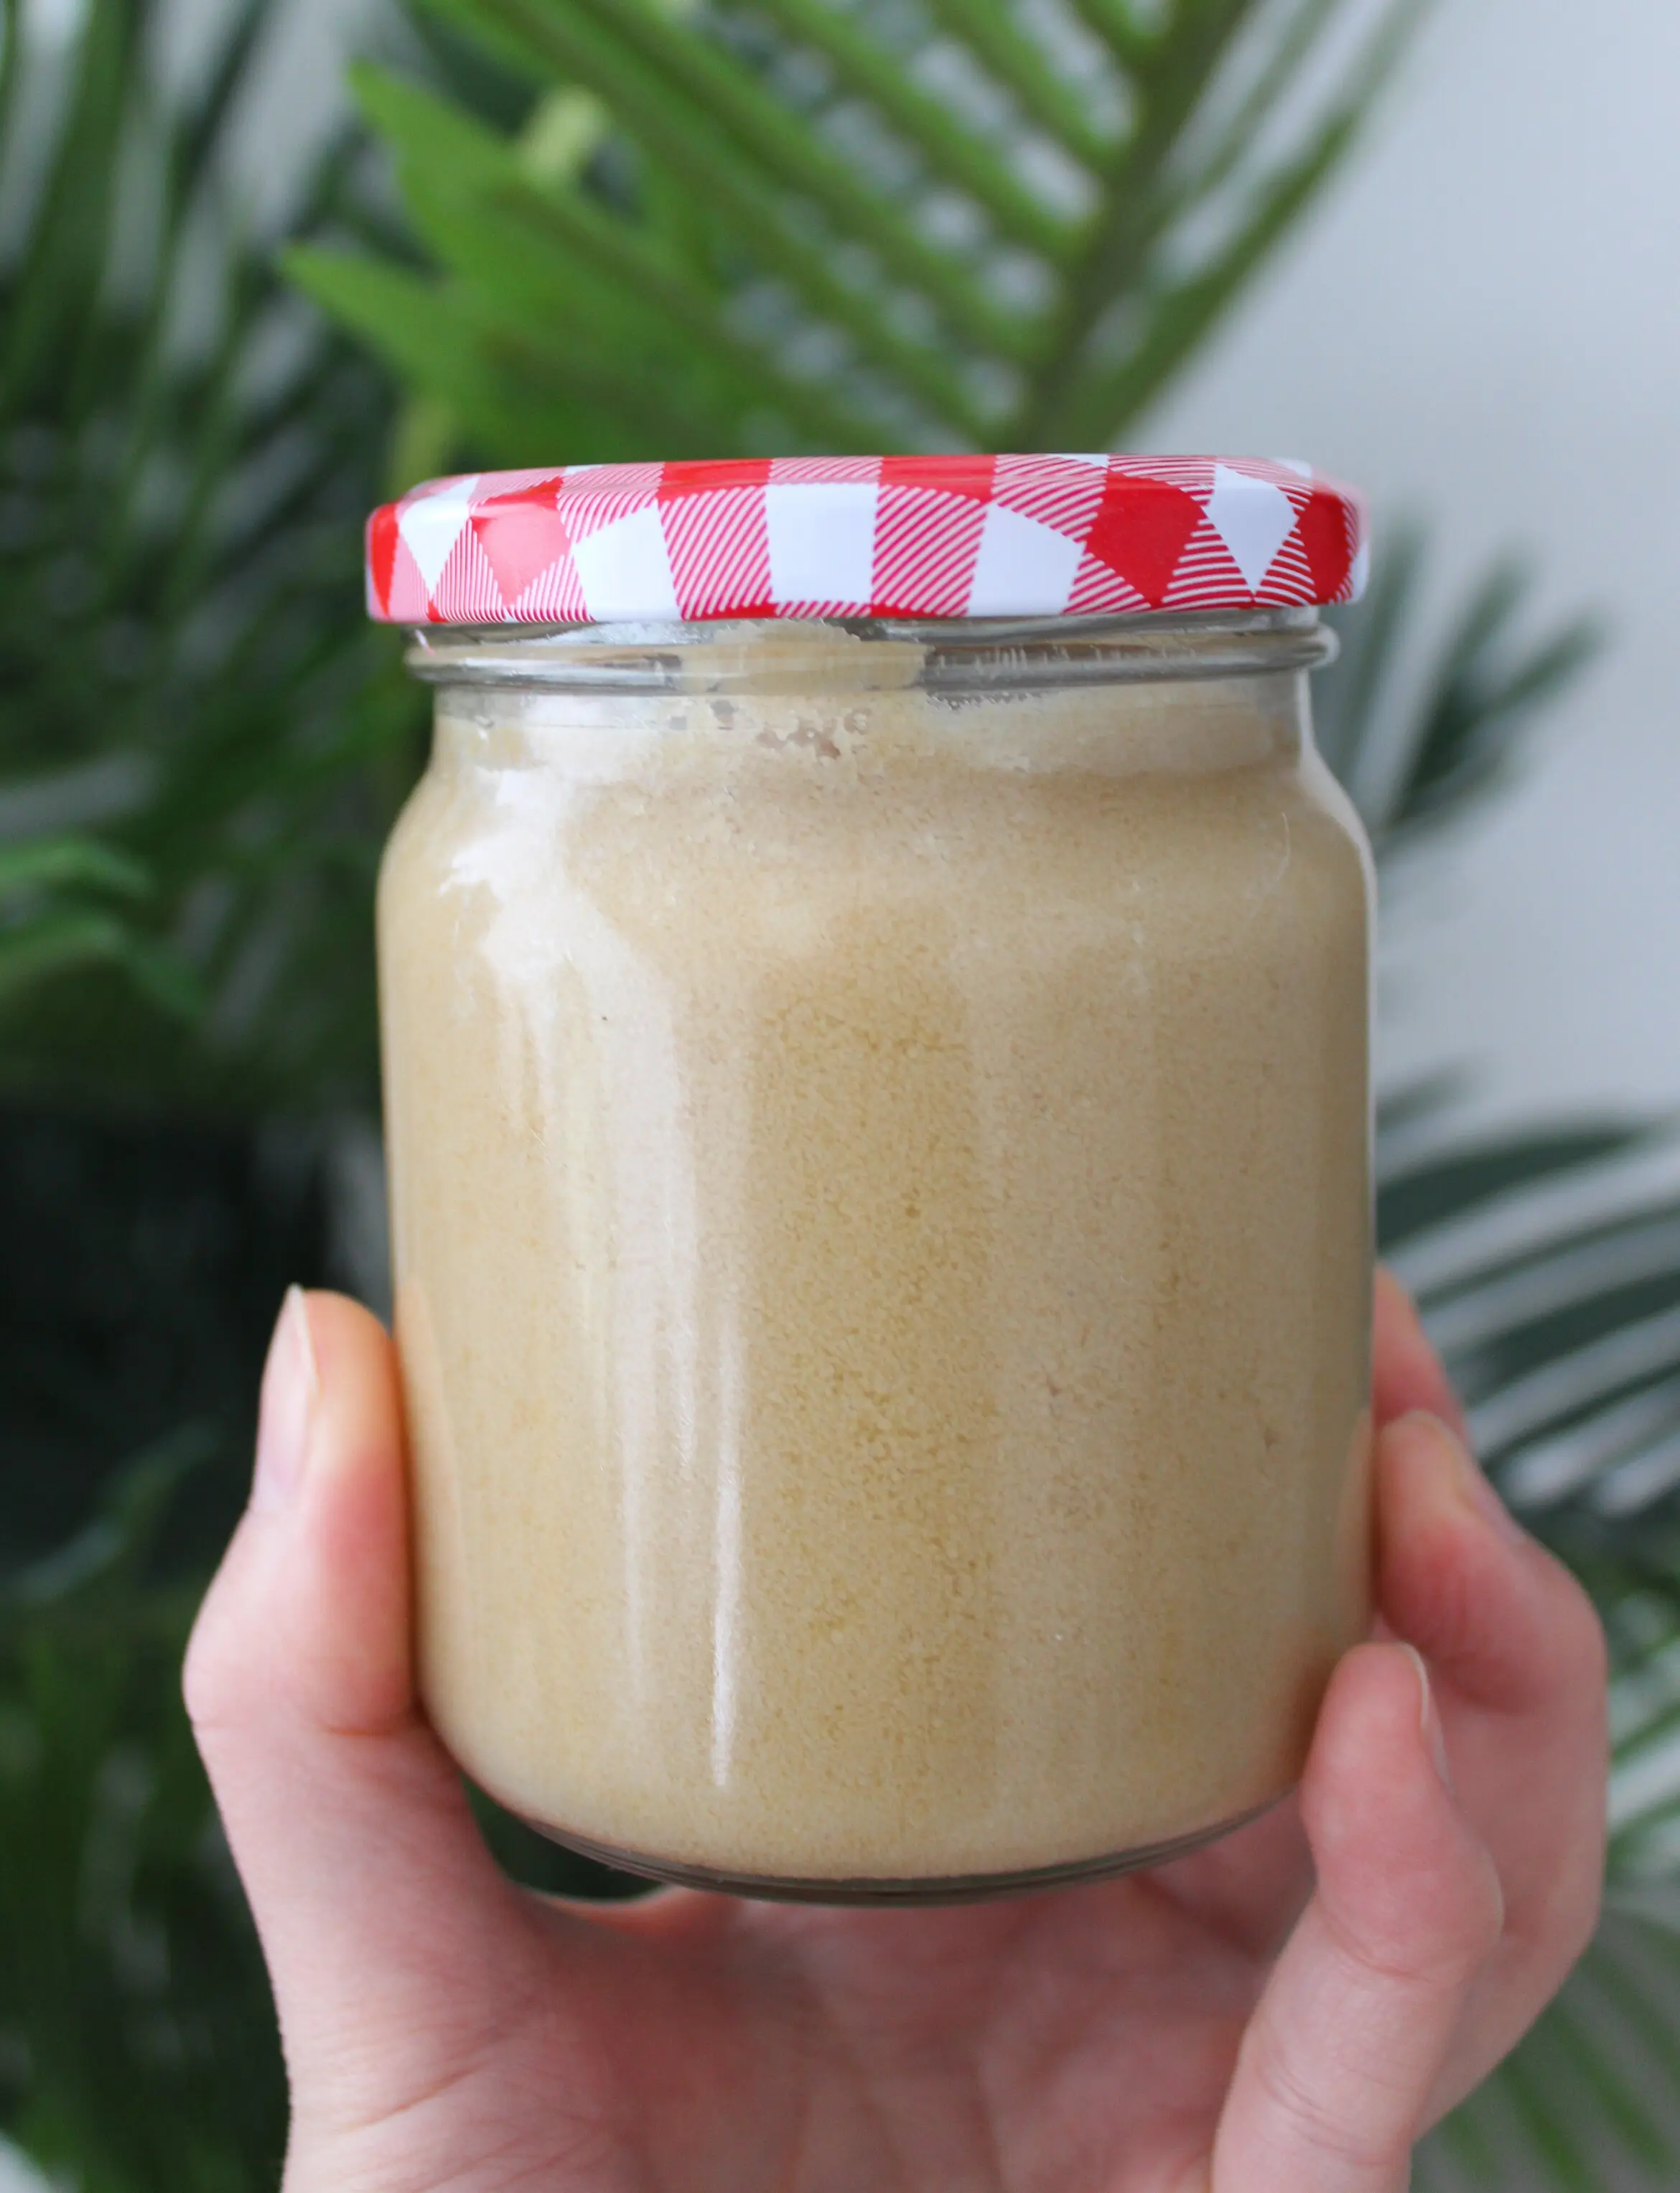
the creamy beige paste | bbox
[378,633,1373,1888]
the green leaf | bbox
[720,0,1088,262]
[347,65,874,449]
[0,0,134,415]
[299,0,1424,457]
[414,0,1035,359]
[1313,518,1427,790]
[286,244,505,423]
[1319,526,1605,845]
[0,0,410,1115]
[1043,73,1371,444]
[918,0,1120,169]
[0,1440,287,2188]
[0,837,150,901]
[1419,1899,1680,2190]
[1377,1129,1642,1252]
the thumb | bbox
[184,1289,536,2095]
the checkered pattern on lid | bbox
[366,454,1368,627]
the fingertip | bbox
[1306,1640,1437,1813]
[1302,1642,1434,1848]
[188,1287,414,1744]
[1303,1641,1503,1975]
[282,1289,414,1736]
[1373,1269,1467,1437]
[1393,1408,1525,1544]
[299,1286,400,1406]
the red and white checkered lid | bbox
[366,454,1368,627]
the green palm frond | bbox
[1420,1894,1680,2193]
[0,836,197,1014]
[1317,520,1606,843]
[290,0,1429,464]
[0,1443,286,2190]
[1375,1112,1680,2187]
[0,0,409,1114]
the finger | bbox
[1149,1266,1460,1958]
[1375,1410,1607,2105]
[183,1291,548,2093]
[1212,1643,1504,2193]
[1373,1268,1466,1437]
[1152,1265,1463,1959]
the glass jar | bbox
[372,458,1376,1903]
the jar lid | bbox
[366,455,1367,627]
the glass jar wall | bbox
[377,609,1374,1901]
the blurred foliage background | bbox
[3,0,1680,2185]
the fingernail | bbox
[1378,1278,1474,1441]
[1405,1408,1527,1546]
[253,1288,319,1512]
[1402,1644,1453,1792]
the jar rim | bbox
[403,606,1335,696]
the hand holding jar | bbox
[186,1273,1606,2192]
[187,457,1606,2187]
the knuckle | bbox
[1566,1581,1611,1694]
[1252,2031,1409,2176]
[1350,1925,1495,1997]
[1564,1886,1602,1973]
[1322,1869,1505,1995]
[181,1556,274,1744]
[180,1589,230,1731]
[1547,1848,1605,1976]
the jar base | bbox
[520,1790,1290,1906]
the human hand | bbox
[185,1271,1606,2192]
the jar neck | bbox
[428,644,1317,788]
[404,607,1333,698]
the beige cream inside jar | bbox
[375,601,1375,1903]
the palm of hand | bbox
[363,1825,1293,2192]
[188,1278,1605,2193]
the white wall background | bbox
[1146,0,1680,1133]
